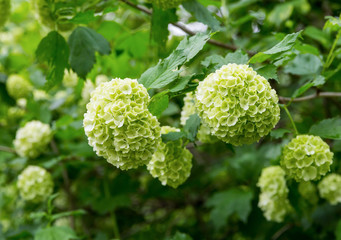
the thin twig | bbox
[271,223,294,240]
[279,92,341,103]
[119,0,243,52]
[0,145,16,153]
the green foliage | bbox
[309,117,341,140]
[34,226,78,240]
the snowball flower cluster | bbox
[298,181,318,204]
[150,0,184,9]
[257,166,291,222]
[0,0,10,28]
[83,78,161,170]
[318,174,341,205]
[147,126,193,188]
[280,135,333,182]
[17,165,54,202]
[195,64,280,146]
[81,75,109,105]
[14,120,53,158]
[6,75,32,99]
[181,92,217,143]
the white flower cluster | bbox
[147,126,193,188]
[6,75,32,99]
[257,166,291,222]
[195,64,280,146]
[83,78,161,170]
[17,165,54,202]
[14,120,53,158]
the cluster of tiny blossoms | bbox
[257,166,291,222]
[181,92,218,144]
[281,135,333,182]
[83,78,161,170]
[318,174,341,205]
[14,120,53,158]
[147,126,193,188]
[195,64,280,146]
[6,75,32,99]
[17,165,54,202]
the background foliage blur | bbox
[0,0,341,239]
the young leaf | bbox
[182,0,222,31]
[36,31,69,89]
[249,31,302,63]
[206,188,253,229]
[34,226,78,240]
[309,117,341,140]
[68,27,111,79]
[183,114,201,141]
[148,91,169,118]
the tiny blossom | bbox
[83,78,161,170]
[257,166,291,222]
[147,126,192,188]
[14,120,53,158]
[281,135,333,182]
[6,75,32,99]
[62,69,78,88]
[17,165,54,202]
[195,64,280,146]
[318,174,341,205]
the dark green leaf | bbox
[151,8,177,48]
[284,54,322,75]
[70,10,98,24]
[201,50,248,69]
[183,114,201,142]
[68,27,111,79]
[36,31,69,89]
[177,33,210,62]
[309,117,341,140]
[206,188,253,229]
[52,209,87,221]
[270,128,291,139]
[169,75,192,92]
[292,75,325,98]
[256,64,278,82]
[182,0,222,31]
[336,219,341,240]
[162,131,186,142]
[148,91,169,118]
[34,226,78,240]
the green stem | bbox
[324,30,341,71]
[282,105,299,136]
[104,180,120,239]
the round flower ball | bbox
[150,0,184,9]
[17,165,54,202]
[195,64,280,146]
[13,120,53,158]
[62,69,78,88]
[318,174,341,205]
[6,74,32,99]
[257,166,291,222]
[83,78,161,170]
[181,92,218,144]
[0,0,10,28]
[280,135,333,182]
[147,126,193,188]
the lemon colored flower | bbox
[280,135,333,182]
[147,126,193,188]
[195,64,280,146]
[83,78,161,170]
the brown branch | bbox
[119,0,242,52]
[0,145,16,154]
[279,92,341,103]
[271,223,294,240]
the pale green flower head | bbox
[318,173,341,205]
[147,126,193,188]
[17,165,54,203]
[81,75,109,106]
[298,181,318,205]
[257,166,291,222]
[181,92,218,144]
[14,120,53,158]
[83,78,161,170]
[280,135,333,182]
[62,69,78,88]
[195,64,280,146]
[6,74,32,99]
[0,0,10,28]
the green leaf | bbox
[183,114,201,142]
[70,10,98,24]
[249,31,302,63]
[304,26,330,48]
[162,131,186,143]
[139,33,210,89]
[284,54,322,75]
[309,117,341,140]
[182,0,222,31]
[202,50,248,69]
[51,209,87,221]
[151,7,177,48]
[36,31,69,89]
[34,226,78,240]
[267,3,293,26]
[292,75,325,98]
[270,128,291,139]
[206,188,253,229]
[148,91,169,118]
[169,231,193,240]
[256,64,278,82]
[294,43,320,56]
[68,27,111,79]
[169,75,192,92]
[336,219,341,240]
